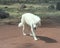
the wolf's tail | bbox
[18,23,23,27]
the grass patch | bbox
[0,3,60,25]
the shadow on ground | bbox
[37,36,57,43]
[24,34,57,43]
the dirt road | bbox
[0,25,60,48]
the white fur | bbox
[18,13,41,40]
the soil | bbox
[0,23,60,48]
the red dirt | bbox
[0,25,60,48]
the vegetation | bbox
[56,2,60,10]
[0,0,60,4]
[0,0,60,25]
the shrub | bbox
[48,5,55,10]
[0,9,10,19]
[56,2,60,10]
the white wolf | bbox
[18,13,41,40]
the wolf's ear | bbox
[37,21,41,27]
